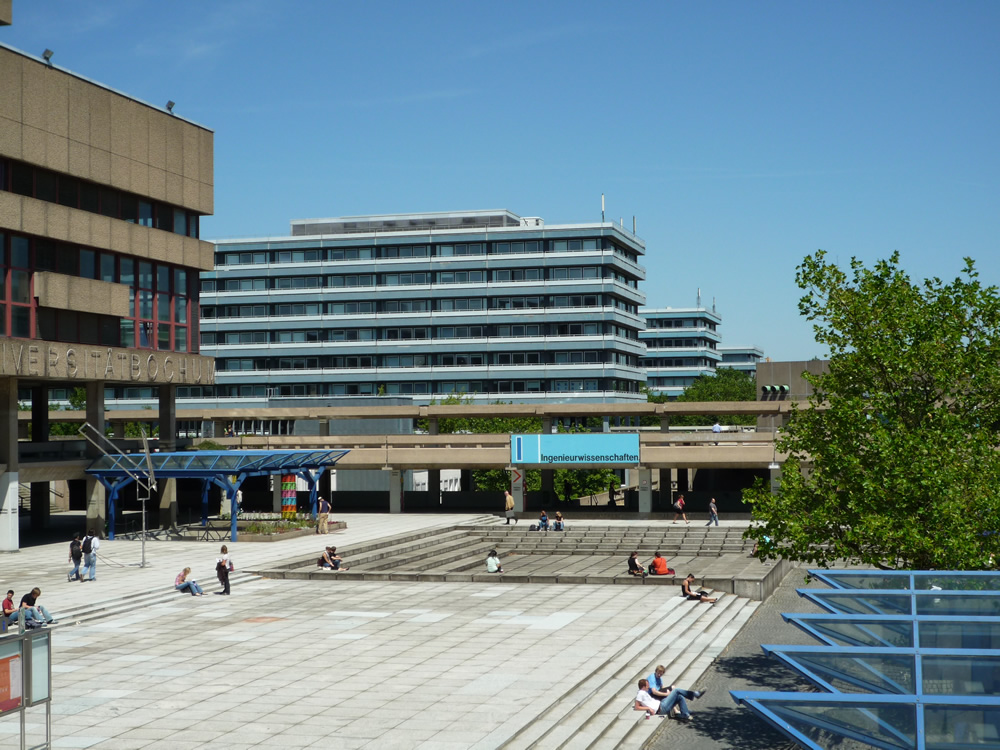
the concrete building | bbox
[718,345,765,376]
[0,38,215,547]
[640,306,722,399]
[189,210,647,407]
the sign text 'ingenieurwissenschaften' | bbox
[510,433,640,465]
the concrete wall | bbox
[34,272,129,317]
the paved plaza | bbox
[0,515,777,749]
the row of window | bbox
[0,158,200,238]
[646,318,717,330]
[151,378,643,400]
[219,237,641,267]
[644,339,719,349]
[0,231,198,352]
[217,350,635,371]
[202,299,640,319]
[204,266,635,292]
[645,358,716,368]
[200,321,645,344]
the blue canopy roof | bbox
[86,449,350,479]
[731,570,1000,750]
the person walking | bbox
[706,498,719,526]
[317,495,331,534]
[504,490,517,525]
[671,494,689,524]
[67,532,83,582]
[216,545,232,595]
[80,529,100,581]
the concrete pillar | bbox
[31,385,48,443]
[272,474,282,513]
[30,482,49,530]
[158,385,177,452]
[770,465,782,494]
[84,381,105,459]
[388,469,402,513]
[0,377,20,551]
[85,476,105,537]
[660,416,670,433]
[112,422,125,439]
[158,477,177,529]
[638,468,652,516]
[602,415,610,433]
[427,469,441,506]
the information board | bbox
[510,433,640,465]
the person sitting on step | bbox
[552,512,565,531]
[319,546,345,571]
[681,574,718,603]
[634,678,700,720]
[537,510,550,531]
[485,549,503,573]
[627,551,648,577]
[648,552,674,576]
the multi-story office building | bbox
[718,345,764,376]
[193,210,646,406]
[0,36,215,545]
[640,306,722,399]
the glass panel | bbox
[820,574,912,590]
[120,320,134,348]
[158,324,170,350]
[807,619,913,649]
[767,701,916,750]
[99,187,118,217]
[100,253,116,283]
[913,574,1000,591]
[120,193,137,223]
[785,652,914,694]
[0,639,23,711]
[924,706,1000,748]
[138,262,152,289]
[916,594,1000,617]
[10,270,30,303]
[29,631,50,705]
[922,656,1000,695]
[173,208,186,235]
[138,201,153,227]
[11,236,29,267]
[157,293,170,321]
[11,307,30,338]
[810,592,913,616]
[174,326,187,352]
[79,249,95,279]
[919,621,1000,650]
[120,258,134,287]
[35,171,56,202]
[57,176,79,208]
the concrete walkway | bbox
[0,514,764,749]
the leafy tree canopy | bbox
[744,251,1000,570]
[642,368,757,427]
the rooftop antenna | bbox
[713,296,717,313]
[601,193,605,223]
[697,288,702,308]
[633,216,636,234]
[78,422,157,568]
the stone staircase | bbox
[468,586,759,750]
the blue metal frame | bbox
[86,449,350,541]
[730,569,1000,750]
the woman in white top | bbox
[485,550,503,573]
[215,545,232,595]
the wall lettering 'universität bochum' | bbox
[0,340,215,385]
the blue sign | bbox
[510,433,640,465]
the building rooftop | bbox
[290,209,525,236]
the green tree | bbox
[744,251,1000,570]
[641,369,757,427]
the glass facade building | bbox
[189,210,647,406]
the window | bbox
[494,324,541,337]
[329,274,374,287]
[380,245,429,258]
[225,331,267,344]
[276,303,323,316]
[437,270,485,284]
[382,327,429,340]
[329,247,374,261]
[275,330,321,343]
[381,299,429,313]
[439,353,485,366]
[492,240,540,255]
[274,276,321,289]
[436,326,484,339]
[330,328,374,342]
[382,272,430,286]
[436,243,484,257]
[492,268,542,282]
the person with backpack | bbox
[68,533,83,582]
[80,529,100,582]
[215,544,232,595]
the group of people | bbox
[67,530,100,582]
[671,495,720,526]
[174,545,234,596]
[3,588,56,628]
[536,510,564,531]
[626,552,719,603]
[317,546,346,571]
[635,665,707,720]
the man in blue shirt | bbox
[646,665,706,719]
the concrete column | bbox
[427,469,441,506]
[542,417,553,435]
[84,381,105,460]
[30,482,49,530]
[603,415,610,433]
[0,377,20,551]
[638,468,652,516]
[769,465,782,494]
[112,422,125,439]
[272,475,282,513]
[85,476,105,537]
[158,385,176,452]
[388,469,402,513]
[511,467,524,512]
[158,477,177,529]
[660,416,670,433]
[31,385,48,443]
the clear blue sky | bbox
[5,1,999,361]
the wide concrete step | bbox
[540,595,754,750]
[348,534,482,571]
[491,591,745,750]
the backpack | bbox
[82,536,93,554]
[70,539,82,557]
